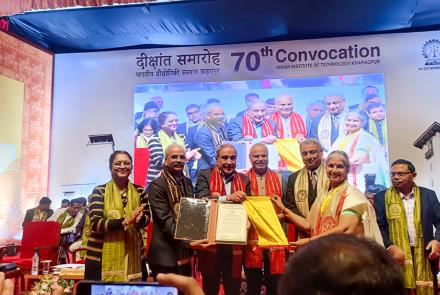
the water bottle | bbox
[31,248,39,275]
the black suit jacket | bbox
[283,170,317,218]
[22,207,53,226]
[195,168,251,198]
[147,173,193,267]
[374,187,440,248]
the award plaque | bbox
[174,198,210,241]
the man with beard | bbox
[244,143,285,295]
[270,94,306,140]
[228,100,277,144]
[195,143,250,295]
[374,159,440,294]
[147,143,194,277]
[309,94,348,151]
[283,139,328,238]
[194,103,228,170]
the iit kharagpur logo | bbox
[422,39,440,66]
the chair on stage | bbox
[2,221,61,268]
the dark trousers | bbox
[150,263,192,279]
[201,246,241,295]
[244,250,281,295]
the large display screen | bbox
[133,73,389,192]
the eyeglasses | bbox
[389,172,412,177]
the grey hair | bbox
[246,99,265,110]
[300,138,323,151]
[327,150,350,172]
[215,143,237,159]
[164,143,185,157]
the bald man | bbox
[244,143,286,295]
[270,94,306,139]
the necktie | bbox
[333,115,340,130]
[311,171,317,190]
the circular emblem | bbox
[174,203,181,217]
[320,130,330,139]
[320,216,338,232]
[297,189,307,202]
[388,204,402,219]
[422,39,440,66]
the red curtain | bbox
[1,0,152,17]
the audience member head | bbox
[158,111,178,135]
[390,159,416,193]
[324,94,346,116]
[279,234,404,295]
[246,100,266,124]
[205,103,225,126]
[344,110,367,134]
[367,102,386,121]
[75,197,87,208]
[38,197,52,210]
[164,143,186,176]
[185,104,202,124]
[206,98,221,105]
[275,94,294,118]
[215,143,237,177]
[150,96,164,110]
[363,95,383,110]
[299,139,323,171]
[109,150,133,181]
[326,150,350,188]
[306,100,325,119]
[265,98,276,117]
[137,118,159,138]
[67,200,81,217]
[142,101,160,120]
[249,143,269,175]
[362,85,379,99]
[60,199,69,208]
[244,93,260,107]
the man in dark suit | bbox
[228,100,277,144]
[176,104,202,140]
[147,143,194,277]
[195,143,250,295]
[283,139,327,238]
[374,159,440,294]
[22,196,53,226]
[194,103,228,170]
[308,94,347,151]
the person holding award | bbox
[195,143,251,295]
[147,143,194,278]
[244,143,285,295]
[272,150,383,246]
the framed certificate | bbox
[175,199,248,245]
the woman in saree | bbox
[272,150,383,246]
[84,150,150,281]
[146,111,200,185]
[329,110,389,190]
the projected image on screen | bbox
[133,73,389,192]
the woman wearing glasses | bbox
[146,111,201,186]
[84,150,150,281]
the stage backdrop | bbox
[47,30,440,240]
[0,31,53,243]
